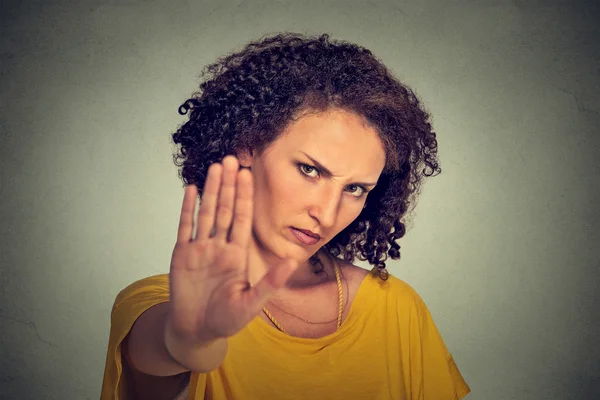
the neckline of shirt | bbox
[249,266,383,346]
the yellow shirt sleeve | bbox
[100,274,171,399]
[392,277,470,399]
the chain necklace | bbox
[265,276,348,325]
[251,261,344,335]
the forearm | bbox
[126,302,228,376]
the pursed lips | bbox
[293,227,321,239]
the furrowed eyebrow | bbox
[300,151,378,187]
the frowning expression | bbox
[239,108,386,261]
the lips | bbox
[293,227,320,239]
[290,227,321,245]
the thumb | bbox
[267,258,301,289]
[248,258,300,309]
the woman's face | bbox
[239,108,386,263]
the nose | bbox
[308,185,342,229]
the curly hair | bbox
[172,32,441,280]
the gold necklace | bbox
[253,262,344,335]
[266,277,348,325]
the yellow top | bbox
[101,267,471,399]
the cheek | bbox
[252,168,301,218]
[269,167,306,200]
[337,205,363,228]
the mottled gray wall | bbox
[1,0,598,399]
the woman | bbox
[101,32,470,399]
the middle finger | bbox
[214,155,239,241]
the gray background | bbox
[1,0,599,399]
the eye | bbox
[346,184,367,198]
[298,163,369,198]
[298,163,320,178]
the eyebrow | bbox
[300,151,378,187]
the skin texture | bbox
[238,108,386,296]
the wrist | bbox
[163,322,193,370]
[163,320,225,371]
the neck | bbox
[286,252,331,288]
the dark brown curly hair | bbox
[172,32,441,280]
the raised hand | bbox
[166,155,299,347]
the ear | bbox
[236,148,254,168]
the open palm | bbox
[166,156,298,345]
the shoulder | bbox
[344,264,429,314]
[102,274,174,399]
[340,262,418,295]
[337,263,370,296]
[337,263,425,309]
[111,274,170,324]
[385,273,423,298]
[385,273,428,311]
[114,274,169,307]
[339,262,369,282]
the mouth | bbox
[290,227,321,245]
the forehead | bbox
[267,109,386,175]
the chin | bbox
[252,228,295,259]
[277,236,317,263]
